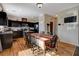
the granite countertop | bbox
[9,27,28,31]
[0,31,13,35]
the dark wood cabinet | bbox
[0,33,13,50]
[13,31,23,38]
[8,20,39,33]
[8,20,22,27]
[8,20,39,38]
[0,12,7,26]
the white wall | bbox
[8,15,22,21]
[52,17,57,35]
[38,14,57,35]
[38,14,45,33]
[44,14,52,34]
[78,10,79,46]
[44,14,57,35]
[57,7,78,46]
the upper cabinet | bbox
[0,5,8,26]
[0,12,7,26]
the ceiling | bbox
[2,3,79,17]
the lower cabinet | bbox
[0,33,13,50]
[13,31,23,38]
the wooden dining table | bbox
[30,33,53,55]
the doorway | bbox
[50,22,53,35]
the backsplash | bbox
[0,26,6,32]
[0,26,10,32]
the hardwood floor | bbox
[0,38,26,56]
[56,41,76,56]
[0,37,76,56]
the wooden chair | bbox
[45,35,58,52]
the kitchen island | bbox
[0,31,13,51]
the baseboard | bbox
[59,40,78,46]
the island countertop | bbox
[0,31,13,35]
